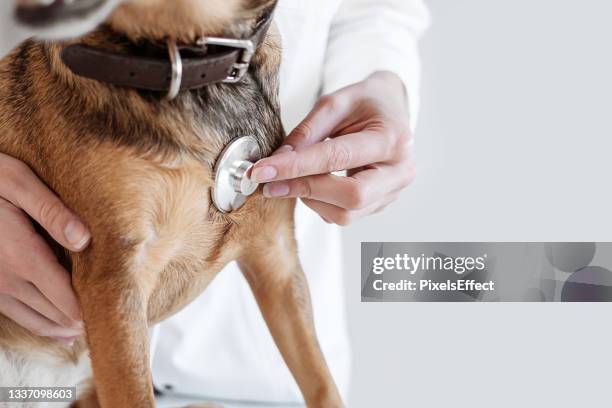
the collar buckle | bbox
[165,39,183,100]
[197,37,255,83]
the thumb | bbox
[0,154,91,251]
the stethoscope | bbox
[212,136,262,213]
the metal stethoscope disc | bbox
[212,135,262,213]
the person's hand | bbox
[0,153,90,344]
[251,71,415,225]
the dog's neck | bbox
[59,7,274,98]
[33,2,283,165]
[42,1,277,102]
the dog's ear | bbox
[15,0,124,40]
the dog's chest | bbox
[0,348,91,407]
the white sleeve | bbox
[323,0,431,127]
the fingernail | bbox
[273,144,294,155]
[64,337,76,347]
[61,316,82,329]
[263,182,290,198]
[54,336,77,347]
[251,166,277,183]
[64,220,90,250]
[61,327,83,337]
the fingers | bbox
[293,162,410,225]
[263,163,416,210]
[258,72,414,223]
[12,279,81,329]
[26,257,82,322]
[265,173,361,208]
[0,156,86,343]
[0,294,83,339]
[252,130,393,183]
[0,199,83,323]
[283,89,358,150]
[302,191,401,226]
[0,153,91,252]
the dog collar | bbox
[60,9,274,99]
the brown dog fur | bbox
[0,0,342,407]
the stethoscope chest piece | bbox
[212,135,262,213]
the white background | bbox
[343,1,612,407]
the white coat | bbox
[0,0,429,404]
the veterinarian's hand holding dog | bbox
[252,71,415,225]
[0,153,87,343]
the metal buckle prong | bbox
[165,38,182,100]
[197,37,255,83]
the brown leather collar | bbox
[60,9,275,98]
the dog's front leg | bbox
[238,201,343,408]
[72,252,155,408]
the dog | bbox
[0,0,343,407]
